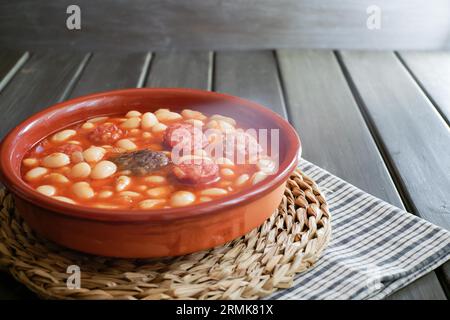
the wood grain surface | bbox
[0,49,447,299]
[1,1,449,51]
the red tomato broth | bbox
[21,109,276,210]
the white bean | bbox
[235,174,250,186]
[36,185,56,196]
[221,168,234,177]
[115,175,131,191]
[72,182,95,199]
[257,158,276,174]
[119,191,141,198]
[46,173,69,184]
[199,188,228,196]
[25,167,48,181]
[91,161,117,179]
[22,158,38,167]
[181,109,207,120]
[141,112,158,129]
[151,123,167,133]
[144,175,167,184]
[205,120,219,130]
[217,120,235,132]
[116,139,137,151]
[67,140,81,145]
[170,191,196,207]
[42,153,70,168]
[209,114,236,126]
[251,171,268,185]
[126,110,142,118]
[206,119,234,132]
[216,157,235,167]
[53,196,76,204]
[184,119,204,127]
[138,199,166,209]
[70,162,91,178]
[98,190,114,199]
[87,116,108,123]
[146,186,171,198]
[128,129,140,136]
[121,117,141,129]
[51,129,76,142]
[98,190,114,198]
[199,196,212,203]
[81,122,95,129]
[83,146,105,163]
[155,108,170,114]
[155,111,182,122]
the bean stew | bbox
[21,109,277,210]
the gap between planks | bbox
[0,52,30,93]
[394,51,450,127]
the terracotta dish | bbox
[0,88,301,258]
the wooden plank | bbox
[398,51,450,124]
[339,51,450,230]
[145,52,211,89]
[339,50,450,296]
[276,49,446,300]
[68,52,150,98]
[214,51,287,118]
[277,50,404,207]
[1,1,450,51]
[0,51,36,300]
[0,51,87,299]
[0,52,88,139]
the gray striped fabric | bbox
[269,159,450,300]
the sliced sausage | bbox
[163,123,206,150]
[172,157,219,185]
[89,123,124,145]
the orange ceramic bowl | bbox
[0,88,301,258]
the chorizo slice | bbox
[89,123,124,145]
[163,123,206,150]
[172,157,219,185]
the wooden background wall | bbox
[1,0,450,51]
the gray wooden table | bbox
[0,49,449,300]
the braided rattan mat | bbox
[0,168,331,300]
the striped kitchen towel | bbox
[269,159,450,300]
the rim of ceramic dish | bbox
[0,88,301,222]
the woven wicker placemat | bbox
[0,168,331,300]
